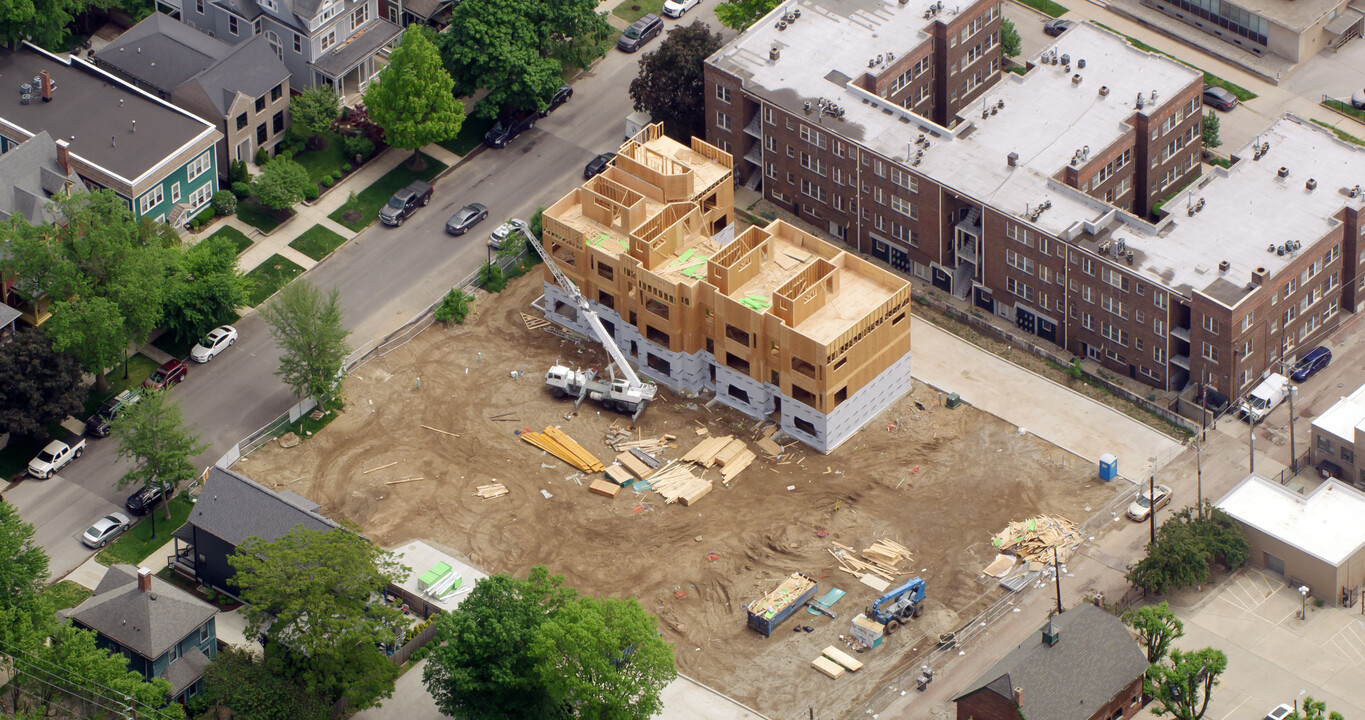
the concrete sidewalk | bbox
[910,315,1184,473]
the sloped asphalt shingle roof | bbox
[178,466,336,547]
[94,13,231,93]
[0,131,85,224]
[70,565,217,659]
[953,604,1149,720]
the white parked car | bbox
[190,325,238,363]
[82,512,131,548]
[1264,704,1293,720]
[488,220,524,250]
[663,0,699,17]
[1127,484,1172,522]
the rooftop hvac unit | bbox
[1072,74,1082,85]
[1306,178,1317,191]
[1136,92,1145,109]
[1277,167,1289,178]
[1077,58,1086,69]
[1061,53,1070,65]
[1125,250,1134,265]
[1115,238,1126,254]
[1099,85,1109,97]
[1218,260,1230,273]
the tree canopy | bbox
[365,25,464,163]
[1127,504,1248,595]
[1122,602,1184,663]
[0,0,107,50]
[715,0,780,31]
[424,567,675,720]
[259,280,351,405]
[1145,646,1227,720]
[252,157,313,211]
[0,328,84,440]
[629,21,724,143]
[1001,18,1021,57]
[112,388,207,522]
[289,86,341,141]
[161,233,251,345]
[1288,696,1346,720]
[229,525,408,710]
[438,0,611,118]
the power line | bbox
[0,638,183,720]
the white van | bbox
[1238,373,1289,423]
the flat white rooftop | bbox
[1312,384,1365,442]
[1217,475,1365,566]
[388,540,487,614]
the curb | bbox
[1318,102,1365,133]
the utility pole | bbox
[1288,383,1298,474]
[1053,545,1063,614]
[1149,473,1157,545]
[1196,439,1204,517]
[1249,415,1256,473]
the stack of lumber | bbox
[821,646,864,672]
[645,462,712,506]
[604,424,675,453]
[522,426,605,473]
[475,483,507,499]
[604,466,634,486]
[750,573,816,619]
[682,435,756,484]
[811,656,845,679]
[615,451,654,480]
[991,514,1082,564]
[588,478,622,498]
[830,537,914,588]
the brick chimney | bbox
[137,566,152,592]
[55,139,71,176]
[40,70,52,102]
[1013,686,1023,707]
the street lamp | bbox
[1299,585,1310,619]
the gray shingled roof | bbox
[184,466,337,547]
[162,646,211,695]
[0,45,217,184]
[185,34,288,115]
[70,565,217,659]
[953,604,1149,720]
[94,13,231,93]
[311,19,400,76]
[0,131,86,224]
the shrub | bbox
[433,288,472,324]
[320,176,334,188]
[341,163,352,173]
[284,124,309,149]
[212,190,238,216]
[344,134,375,160]
[276,147,295,162]
[332,169,342,181]
[254,146,270,166]
[189,218,200,231]
[478,262,506,292]
[303,184,320,201]
[229,159,250,185]
[231,181,252,200]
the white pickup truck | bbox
[29,433,86,478]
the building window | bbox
[715,85,731,103]
[716,111,731,131]
[1202,342,1218,363]
[170,182,181,203]
[257,123,268,145]
[1318,436,1334,453]
[228,15,239,35]
[253,17,262,33]
[351,3,369,29]
[889,195,916,219]
[273,111,285,133]
[800,179,827,203]
[255,95,266,112]
[235,112,248,130]
[1344,447,1355,464]
[187,182,212,210]
[266,31,283,59]
[138,185,164,215]
[187,151,212,183]
[195,0,203,11]
[320,29,337,52]
[294,32,302,53]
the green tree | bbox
[1001,18,1021,57]
[112,388,207,529]
[20,622,184,719]
[364,25,464,167]
[629,21,724,143]
[188,647,330,720]
[0,501,52,715]
[1287,696,1346,720]
[1122,602,1184,663]
[259,280,351,406]
[162,234,252,345]
[229,525,408,709]
[0,328,84,440]
[1146,647,1227,720]
[0,0,106,50]
[289,86,341,148]
[1202,112,1222,148]
[438,0,611,118]
[425,568,576,719]
[1127,505,1248,595]
[715,0,780,31]
[529,206,546,240]
[251,157,313,211]
[433,288,471,325]
[45,295,128,393]
[530,595,677,720]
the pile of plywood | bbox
[830,538,914,591]
[682,435,757,484]
[521,426,605,473]
[644,462,712,506]
[475,483,507,499]
[811,645,864,678]
[992,515,1082,564]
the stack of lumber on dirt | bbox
[811,656,845,679]
[821,646,863,672]
[681,435,756,484]
[645,462,712,506]
[475,483,507,499]
[751,573,817,618]
[992,515,1082,564]
[521,427,605,473]
[604,423,676,453]
[615,451,654,480]
[830,537,914,587]
[604,466,634,486]
[588,478,622,498]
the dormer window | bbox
[260,0,275,9]
[317,0,339,23]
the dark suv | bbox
[617,14,663,52]
[379,181,433,226]
[483,110,537,148]
[86,389,141,438]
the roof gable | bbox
[186,466,337,547]
[70,565,217,658]
[0,131,85,224]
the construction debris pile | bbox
[604,422,675,454]
[520,427,605,473]
[475,483,508,499]
[991,515,1082,564]
[829,538,914,592]
[682,435,756,484]
[749,573,817,620]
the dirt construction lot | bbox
[241,273,1124,718]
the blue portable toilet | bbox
[1098,454,1118,481]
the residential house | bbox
[380,0,454,29]
[176,0,400,99]
[953,603,1149,720]
[94,12,292,169]
[65,566,218,703]
[172,466,338,595]
[0,130,85,325]
[0,43,222,226]
[1310,383,1365,487]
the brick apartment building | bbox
[704,2,1365,401]
[540,124,913,453]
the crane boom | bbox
[512,221,646,390]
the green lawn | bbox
[236,199,289,234]
[289,224,348,261]
[1016,0,1068,17]
[1323,99,1365,123]
[439,112,496,157]
[207,225,254,255]
[43,580,93,611]
[292,131,350,185]
[97,495,195,567]
[327,153,447,232]
[81,352,161,418]
[612,0,663,24]
[245,254,306,306]
[1311,119,1365,147]
[1093,23,1257,101]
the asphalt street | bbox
[9,5,722,582]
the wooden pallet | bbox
[475,483,508,499]
[589,478,622,498]
[521,426,605,473]
[520,312,551,330]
